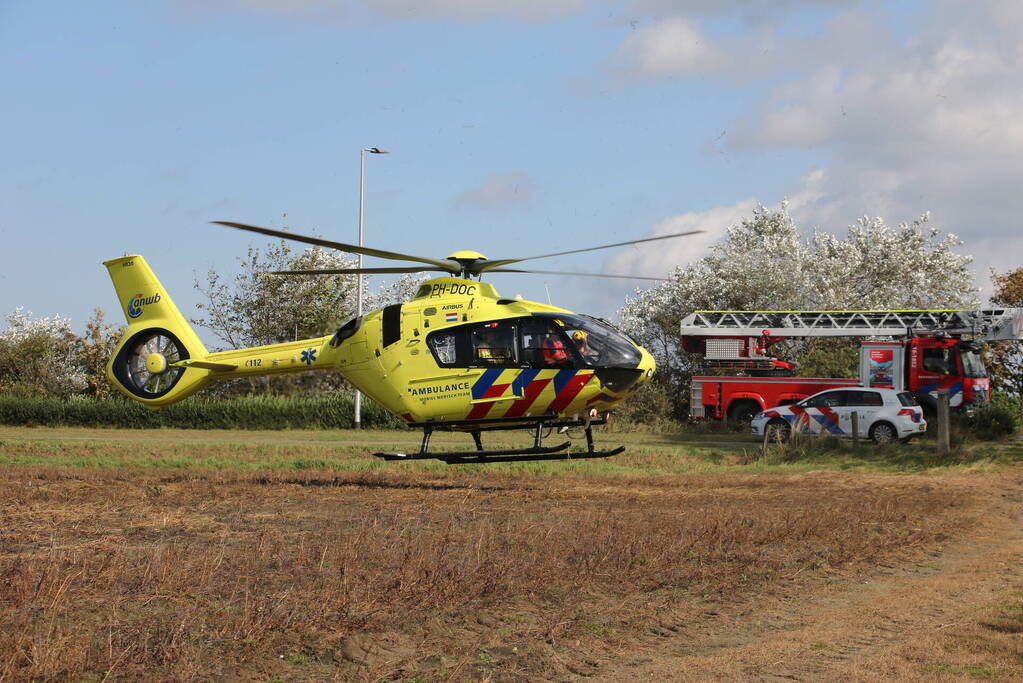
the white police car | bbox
[750,387,927,444]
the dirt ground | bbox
[0,430,1021,681]
[591,473,1023,682]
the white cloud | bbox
[968,236,1023,300]
[612,7,895,82]
[615,17,725,77]
[739,5,1023,255]
[457,172,533,206]
[604,199,758,277]
[613,1,1023,295]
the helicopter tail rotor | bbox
[103,255,212,404]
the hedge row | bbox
[0,394,406,430]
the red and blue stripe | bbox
[467,368,593,419]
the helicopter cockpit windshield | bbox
[533,313,642,368]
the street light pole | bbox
[354,146,389,430]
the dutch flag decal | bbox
[445,312,458,322]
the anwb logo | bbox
[127,292,161,318]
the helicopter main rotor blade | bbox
[488,268,669,282]
[214,221,460,273]
[475,229,705,273]
[271,266,448,275]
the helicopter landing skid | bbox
[374,416,625,464]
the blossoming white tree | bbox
[0,308,87,397]
[618,204,978,416]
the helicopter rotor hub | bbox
[145,352,169,374]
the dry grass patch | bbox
[0,464,977,681]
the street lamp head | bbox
[364,147,390,154]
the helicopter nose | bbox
[636,348,656,385]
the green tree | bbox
[193,241,360,350]
[75,308,124,397]
[190,241,428,397]
[192,240,361,395]
[367,272,430,309]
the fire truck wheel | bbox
[728,400,761,426]
[765,419,791,443]
[869,421,898,445]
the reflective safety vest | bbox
[542,335,569,363]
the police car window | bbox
[471,322,517,366]
[847,390,883,407]
[897,392,918,407]
[803,392,845,408]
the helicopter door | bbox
[399,306,430,359]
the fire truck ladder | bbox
[680,309,1023,341]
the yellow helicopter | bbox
[103,222,701,463]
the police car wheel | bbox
[765,419,790,443]
[869,421,897,445]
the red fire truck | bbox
[680,309,1023,423]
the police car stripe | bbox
[814,406,844,435]
[788,405,812,433]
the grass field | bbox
[1,426,1022,680]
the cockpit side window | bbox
[427,329,460,366]
[427,321,523,369]
[520,317,576,368]
[471,321,518,366]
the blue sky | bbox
[3,0,1021,340]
